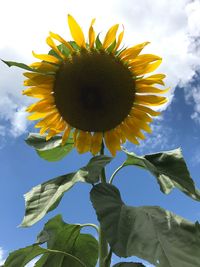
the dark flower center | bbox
[53,51,135,132]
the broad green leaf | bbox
[90,183,200,267]
[5,216,98,267]
[25,133,74,161]
[36,215,98,267]
[3,245,46,267]
[113,263,145,267]
[122,148,200,201]
[21,155,112,226]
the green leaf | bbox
[113,263,146,267]
[3,245,46,267]
[21,155,112,226]
[1,59,35,72]
[122,148,200,201]
[36,215,98,267]
[90,183,200,267]
[5,216,98,267]
[25,133,74,161]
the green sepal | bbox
[48,41,80,59]
[90,183,200,267]
[25,133,74,162]
[48,43,71,58]
[107,40,117,53]
[1,59,36,72]
[122,148,200,201]
[21,155,112,226]
[95,33,102,49]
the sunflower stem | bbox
[99,142,109,267]
[109,164,124,184]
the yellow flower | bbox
[23,14,169,156]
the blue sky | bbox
[0,0,200,266]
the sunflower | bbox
[23,14,169,156]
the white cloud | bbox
[0,247,6,265]
[0,0,199,139]
[184,74,200,124]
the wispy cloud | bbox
[0,247,6,265]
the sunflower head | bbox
[23,14,169,156]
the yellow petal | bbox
[104,129,121,156]
[53,119,67,132]
[32,51,60,64]
[119,42,150,60]
[136,85,170,94]
[126,116,152,134]
[35,112,59,128]
[22,86,52,98]
[115,126,126,144]
[102,24,119,49]
[67,14,86,48]
[130,108,153,123]
[120,124,139,145]
[26,98,54,113]
[113,26,124,52]
[76,131,92,154]
[133,104,161,116]
[30,62,58,72]
[90,132,103,155]
[24,75,54,87]
[49,31,74,52]
[131,59,162,76]
[124,118,146,140]
[135,94,168,106]
[46,36,66,60]
[62,125,71,145]
[136,74,166,86]
[89,18,96,49]
[130,54,162,66]
[27,112,48,121]
[73,129,79,146]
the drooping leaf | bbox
[21,155,112,226]
[90,183,200,267]
[25,133,74,162]
[36,215,98,267]
[122,148,200,201]
[5,216,98,267]
[3,245,46,267]
[113,263,146,267]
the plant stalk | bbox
[99,142,109,267]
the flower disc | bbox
[53,51,135,132]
